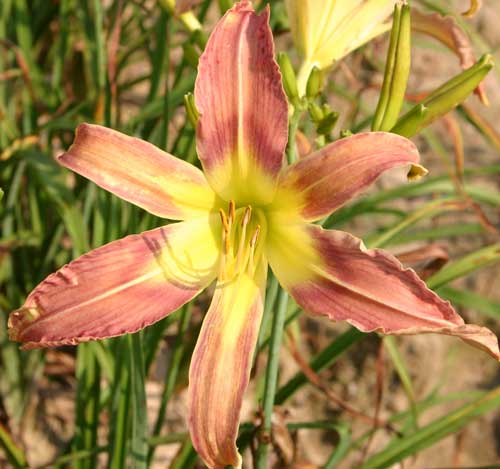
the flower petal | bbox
[194,1,288,205]
[9,216,221,349]
[267,222,500,360]
[188,259,267,468]
[271,132,423,222]
[58,124,219,220]
[288,0,393,92]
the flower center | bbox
[218,200,265,281]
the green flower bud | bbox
[184,92,200,128]
[308,102,324,122]
[306,66,322,99]
[183,43,200,68]
[392,54,493,137]
[277,52,299,102]
[372,3,411,131]
[317,111,339,136]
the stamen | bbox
[250,225,260,247]
[219,228,229,280]
[241,205,252,227]
[248,225,261,274]
[228,200,236,226]
[218,203,264,281]
[219,208,229,233]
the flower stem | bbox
[255,288,288,468]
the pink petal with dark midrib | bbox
[194,1,288,200]
[273,225,500,360]
[276,132,422,221]
[9,221,219,349]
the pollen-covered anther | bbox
[228,200,236,227]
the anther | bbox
[241,205,252,227]
[250,225,261,247]
[219,208,230,233]
[228,200,236,225]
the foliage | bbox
[0,0,499,467]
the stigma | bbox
[218,201,263,281]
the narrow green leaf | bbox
[367,197,464,248]
[255,289,289,468]
[129,333,148,468]
[323,423,351,469]
[108,338,130,469]
[383,336,418,430]
[437,286,500,320]
[362,388,500,468]
[148,305,192,464]
[73,343,100,469]
[0,423,27,469]
[427,242,500,289]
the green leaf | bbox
[383,337,418,430]
[129,333,148,468]
[427,243,500,289]
[73,343,101,469]
[0,423,27,469]
[362,388,500,468]
[437,286,500,320]
[367,197,465,248]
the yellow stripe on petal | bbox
[188,257,267,468]
[59,124,219,220]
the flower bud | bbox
[183,43,199,68]
[306,66,322,99]
[184,92,199,127]
[372,3,411,131]
[308,102,324,122]
[277,52,299,102]
[317,111,339,136]
[392,55,493,137]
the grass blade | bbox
[129,332,148,468]
[362,388,500,468]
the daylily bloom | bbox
[286,0,396,94]
[8,2,499,468]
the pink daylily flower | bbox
[8,2,499,468]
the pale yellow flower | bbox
[286,0,396,93]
